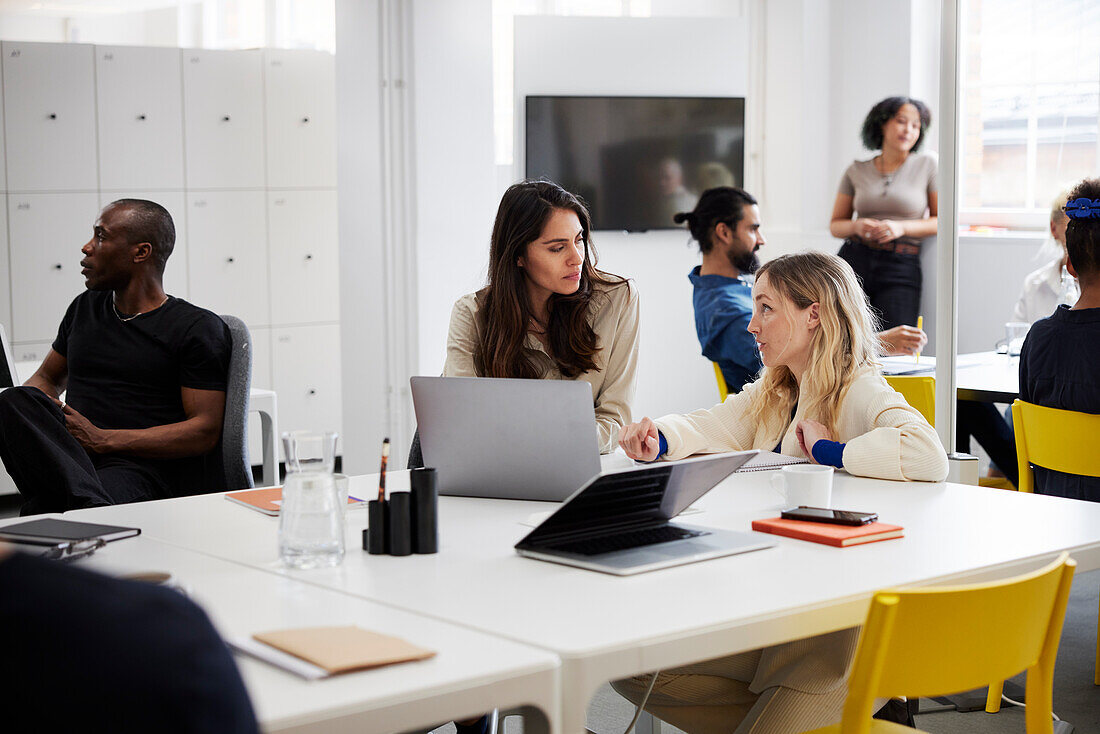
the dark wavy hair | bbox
[673,186,758,254]
[1065,178,1100,281]
[860,96,932,152]
[475,180,618,379]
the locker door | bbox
[264,49,336,188]
[185,191,270,326]
[9,193,101,343]
[267,190,339,325]
[2,42,97,192]
[182,49,265,190]
[96,46,186,191]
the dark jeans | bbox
[956,399,1018,487]
[0,386,174,515]
[838,239,922,330]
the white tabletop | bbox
[881,351,1019,403]
[1,522,559,734]
[65,466,1100,732]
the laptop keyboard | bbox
[548,525,707,556]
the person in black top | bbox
[0,199,231,514]
[0,543,260,732]
[1019,177,1100,501]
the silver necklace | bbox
[113,295,168,323]
[877,156,902,197]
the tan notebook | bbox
[251,626,436,675]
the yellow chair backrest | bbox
[884,375,935,426]
[1012,399,1100,494]
[713,362,729,402]
[839,552,1075,734]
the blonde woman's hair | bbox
[1051,187,1073,223]
[746,251,881,434]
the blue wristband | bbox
[657,431,668,459]
[811,439,845,468]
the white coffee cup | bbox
[771,464,834,508]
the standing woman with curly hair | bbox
[830,96,937,330]
[444,179,640,453]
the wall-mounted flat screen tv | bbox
[525,96,745,232]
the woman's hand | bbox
[879,325,927,356]
[871,219,906,243]
[619,417,661,461]
[795,419,832,462]
[853,218,881,240]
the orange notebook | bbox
[751,517,904,547]
[225,486,366,516]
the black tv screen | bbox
[525,96,745,232]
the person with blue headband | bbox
[1019,178,1100,501]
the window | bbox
[961,0,1100,227]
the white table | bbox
[67,466,1100,734]
[0,522,560,734]
[881,351,1019,403]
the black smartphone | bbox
[780,506,878,526]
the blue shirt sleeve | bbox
[657,431,668,459]
[811,439,845,468]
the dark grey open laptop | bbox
[410,376,602,501]
[515,452,774,575]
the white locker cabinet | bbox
[9,193,101,343]
[0,202,9,338]
[185,191,270,326]
[182,49,265,190]
[267,190,339,325]
[96,46,186,192]
[11,341,53,364]
[2,42,98,192]
[99,191,189,301]
[264,50,337,189]
[272,324,342,442]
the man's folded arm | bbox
[67,386,226,459]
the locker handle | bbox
[308,389,317,396]
[302,116,310,123]
[53,263,63,270]
[47,113,57,120]
[222,115,231,122]
[304,254,313,260]
[137,114,147,121]
[226,257,235,264]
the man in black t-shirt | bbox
[0,199,231,514]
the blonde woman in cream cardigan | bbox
[614,251,946,734]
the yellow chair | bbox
[883,375,935,426]
[801,552,1076,734]
[713,362,729,402]
[1011,398,1100,685]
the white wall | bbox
[412,0,498,377]
[335,0,389,473]
[512,15,750,418]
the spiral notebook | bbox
[735,451,810,473]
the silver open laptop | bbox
[0,324,17,392]
[515,452,773,575]
[410,376,602,501]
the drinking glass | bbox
[278,431,345,569]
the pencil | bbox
[915,315,924,363]
[378,437,390,502]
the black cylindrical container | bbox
[410,467,439,554]
[366,500,388,554]
[387,491,413,556]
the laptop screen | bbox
[516,452,755,548]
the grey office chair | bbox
[217,314,254,492]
